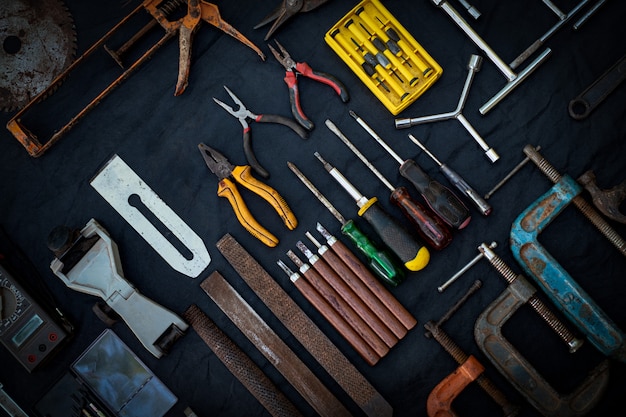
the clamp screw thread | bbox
[524,145,626,256]
[573,196,626,256]
[527,297,583,353]
[424,321,468,363]
[483,245,583,352]
[485,253,518,284]
[524,145,562,183]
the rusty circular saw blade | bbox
[0,0,77,112]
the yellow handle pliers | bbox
[198,143,297,247]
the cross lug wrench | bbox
[395,54,499,163]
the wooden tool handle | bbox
[319,246,407,340]
[292,275,380,366]
[300,264,390,358]
[309,256,399,349]
[329,238,417,330]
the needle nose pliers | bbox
[199,143,298,247]
[269,39,350,131]
[213,85,308,179]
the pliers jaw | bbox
[212,85,255,129]
[198,143,234,181]
[268,40,297,72]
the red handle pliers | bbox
[269,39,350,131]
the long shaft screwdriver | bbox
[287,161,405,286]
[408,134,492,216]
[325,119,452,250]
[314,151,430,272]
[349,110,471,230]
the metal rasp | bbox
[216,234,393,417]
[200,271,350,417]
[183,305,303,417]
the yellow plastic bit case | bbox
[324,0,443,115]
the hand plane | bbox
[49,218,188,358]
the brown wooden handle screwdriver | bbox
[287,250,390,358]
[296,242,399,349]
[277,260,381,366]
[305,232,407,340]
[317,222,418,331]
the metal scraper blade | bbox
[90,155,210,278]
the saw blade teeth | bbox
[0,0,77,112]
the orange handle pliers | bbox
[199,143,297,247]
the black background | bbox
[1,0,626,416]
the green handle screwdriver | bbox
[287,161,405,286]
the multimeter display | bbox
[12,314,44,347]
[0,263,69,372]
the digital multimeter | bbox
[0,262,69,372]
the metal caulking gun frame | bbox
[510,147,626,362]
[50,218,188,358]
[471,243,610,417]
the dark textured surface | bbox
[1,0,625,416]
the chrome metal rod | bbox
[479,48,552,115]
[431,0,516,81]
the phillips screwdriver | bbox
[325,119,452,250]
[349,110,471,230]
[314,151,430,272]
[287,161,405,286]
[408,134,492,216]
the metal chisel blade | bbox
[90,154,211,277]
